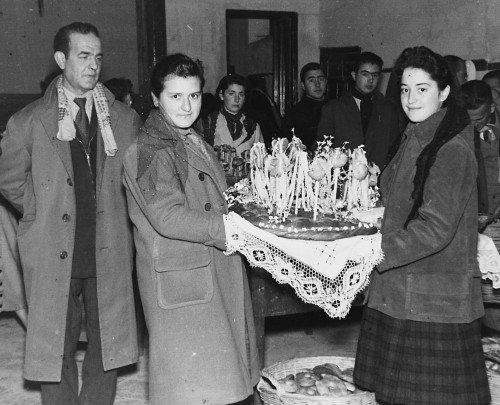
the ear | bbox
[151,92,159,107]
[54,51,66,70]
[218,90,224,101]
[439,85,450,102]
[300,82,305,92]
[351,71,357,82]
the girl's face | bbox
[400,67,450,123]
[219,83,246,114]
[152,75,202,129]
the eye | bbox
[418,88,427,93]
[400,88,409,94]
[172,94,180,99]
[190,93,200,100]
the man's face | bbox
[301,69,326,100]
[467,103,495,132]
[483,77,500,114]
[55,32,102,95]
[351,63,381,95]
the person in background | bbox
[354,46,489,405]
[122,53,259,405]
[317,52,401,170]
[483,70,500,118]
[0,193,27,327]
[244,74,281,147]
[0,22,141,405]
[461,80,499,215]
[281,62,326,151]
[199,73,264,156]
[444,54,468,87]
[105,77,133,107]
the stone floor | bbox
[0,308,362,404]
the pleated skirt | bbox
[354,307,490,405]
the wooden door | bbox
[320,46,361,100]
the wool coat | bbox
[123,109,260,405]
[0,78,141,381]
[316,90,402,170]
[366,108,484,323]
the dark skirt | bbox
[354,307,490,405]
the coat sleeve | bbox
[123,147,226,250]
[0,114,32,213]
[378,138,476,271]
[316,102,335,143]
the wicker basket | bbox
[257,356,375,405]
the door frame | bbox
[225,9,298,117]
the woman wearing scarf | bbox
[122,54,259,405]
[200,74,264,156]
[354,46,490,404]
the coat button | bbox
[67,178,73,186]
[198,173,205,181]
[204,203,212,211]
[60,251,68,259]
[62,214,71,222]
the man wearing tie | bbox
[0,22,141,405]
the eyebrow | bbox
[78,50,103,57]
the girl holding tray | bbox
[354,46,490,404]
[122,53,259,405]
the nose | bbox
[181,97,191,112]
[407,90,417,104]
[234,94,240,103]
[89,57,98,71]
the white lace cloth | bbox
[224,212,384,319]
[478,233,500,288]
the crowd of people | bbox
[1,20,499,405]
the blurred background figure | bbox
[461,80,500,215]
[104,77,133,107]
[244,74,281,148]
[482,70,500,118]
[444,55,468,88]
[198,73,263,156]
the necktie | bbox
[74,97,90,145]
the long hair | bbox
[395,46,470,228]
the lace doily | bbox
[224,212,383,319]
[478,233,500,288]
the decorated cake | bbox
[225,136,381,241]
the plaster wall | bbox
[0,0,138,94]
[164,0,320,94]
[319,0,500,68]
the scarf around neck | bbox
[351,87,374,136]
[56,76,118,156]
[221,107,244,141]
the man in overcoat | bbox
[316,52,402,170]
[0,22,141,404]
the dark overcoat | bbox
[0,78,141,381]
[317,90,401,169]
[367,109,484,323]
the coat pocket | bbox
[154,249,214,310]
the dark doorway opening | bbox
[226,10,298,117]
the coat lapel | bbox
[95,104,117,202]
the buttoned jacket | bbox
[367,109,484,323]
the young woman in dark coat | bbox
[354,46,490,405]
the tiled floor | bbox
[0,308,362,404]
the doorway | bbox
[225,10,298,117]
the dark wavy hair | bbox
[216,74,247,97]
[394,46,470,228]
[151,53,205,97]
[53,22,100,57]
[353,52,383,73]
